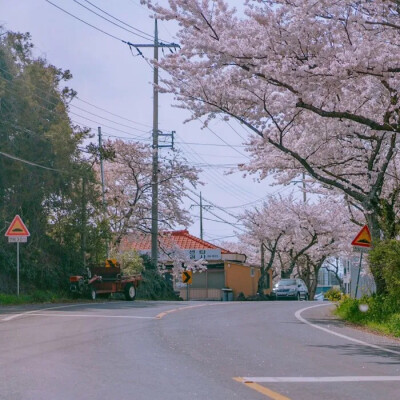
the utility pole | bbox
[128,20,179,265]
[151,20,159,266]
[302,172,307,203]
[200,192,203,240]
[98,127,109,258]
[98,127,106,210]
[190,192,212,240]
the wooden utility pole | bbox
[129,20,179,265]
[98,127,106,211]
[98,126,109,258]
[151,20,159,266]
[190,192,212,240]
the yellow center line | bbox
[233,377,291,400]
[155,302,237,319]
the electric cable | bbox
[72,0,153,42]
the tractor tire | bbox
[124,284,136,301]
[90,286,96,300]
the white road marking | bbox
[294,303,400,356]
[27,313,155,319]
[243,376,400,383]
[1,302,123,322]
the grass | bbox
[0,290,76,306]
[334,295,400,338]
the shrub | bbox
[387,314,400,337]
[369,240,400,299]
[135,256,179,300]
[335,294,400,336]
[335,297,365,323]
[324,288,343,302]
[236,292,246,301]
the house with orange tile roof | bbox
[121,230,272,300]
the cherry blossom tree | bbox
[144,0,400,293]
[240,195,353,299]
[98,139,199,246]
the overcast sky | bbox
[0,0,298,244]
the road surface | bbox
[1,300,400,399]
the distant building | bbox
[318,266,341,286]
[315,265,341,295]
[342,256,376,298]
[121,230,272,300]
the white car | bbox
[314,292,325,301]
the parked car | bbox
[314,292,325,301]
[271,278,309,300]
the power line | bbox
[75,96,153,128]
[81,0,162,42]
[0,74,151,140]
[70,110,149,139]
[0,68,156,137]
[45,0,126,42]
[72,0,153,42]
[205,234,239,241]
[0,65,248,148]
[178,140,256,203]
[186,193,245,232]
[175,141,247,148]
[0,151,63,173]
[180,147,256,202]
[186,188,240,220]
[198,118,250,159]
[70,104,150,133]
[225,119,247,141]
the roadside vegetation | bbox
[335,295,400,338]
[0,30,197,301]
[334,240,400,338]
[0,291,72,305]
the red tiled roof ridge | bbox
[122,230,230,254]
[173,230,229,253]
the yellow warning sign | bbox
[5,215,30,237]
[351,225,371,248]
[105,259,118,268]
[182,270,193,284]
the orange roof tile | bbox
[121,230,229,254]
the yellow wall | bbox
[224,262,273,298]
[224,262,258,298]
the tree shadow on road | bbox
[308,342,400,364]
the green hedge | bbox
[335,295,400,337]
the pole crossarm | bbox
[125,41,180,49]
[158,131,175,149]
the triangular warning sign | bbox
[351,225,371,248]
[5,215,30,237]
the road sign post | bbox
[351,225,372,298]
[182,270,193,300]
[5,215,30,296]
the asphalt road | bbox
[1,300,400,400]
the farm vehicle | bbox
[69,260,141,301]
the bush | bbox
[388,314,400,337]
[335,296,365,323]
[236,292,246,301]
[335,294,400,337]
[135,256,179,300]
[324,288,343,302]
[369,239,400,298]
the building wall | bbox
[224,262,261,298]
[177,267,225,300]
